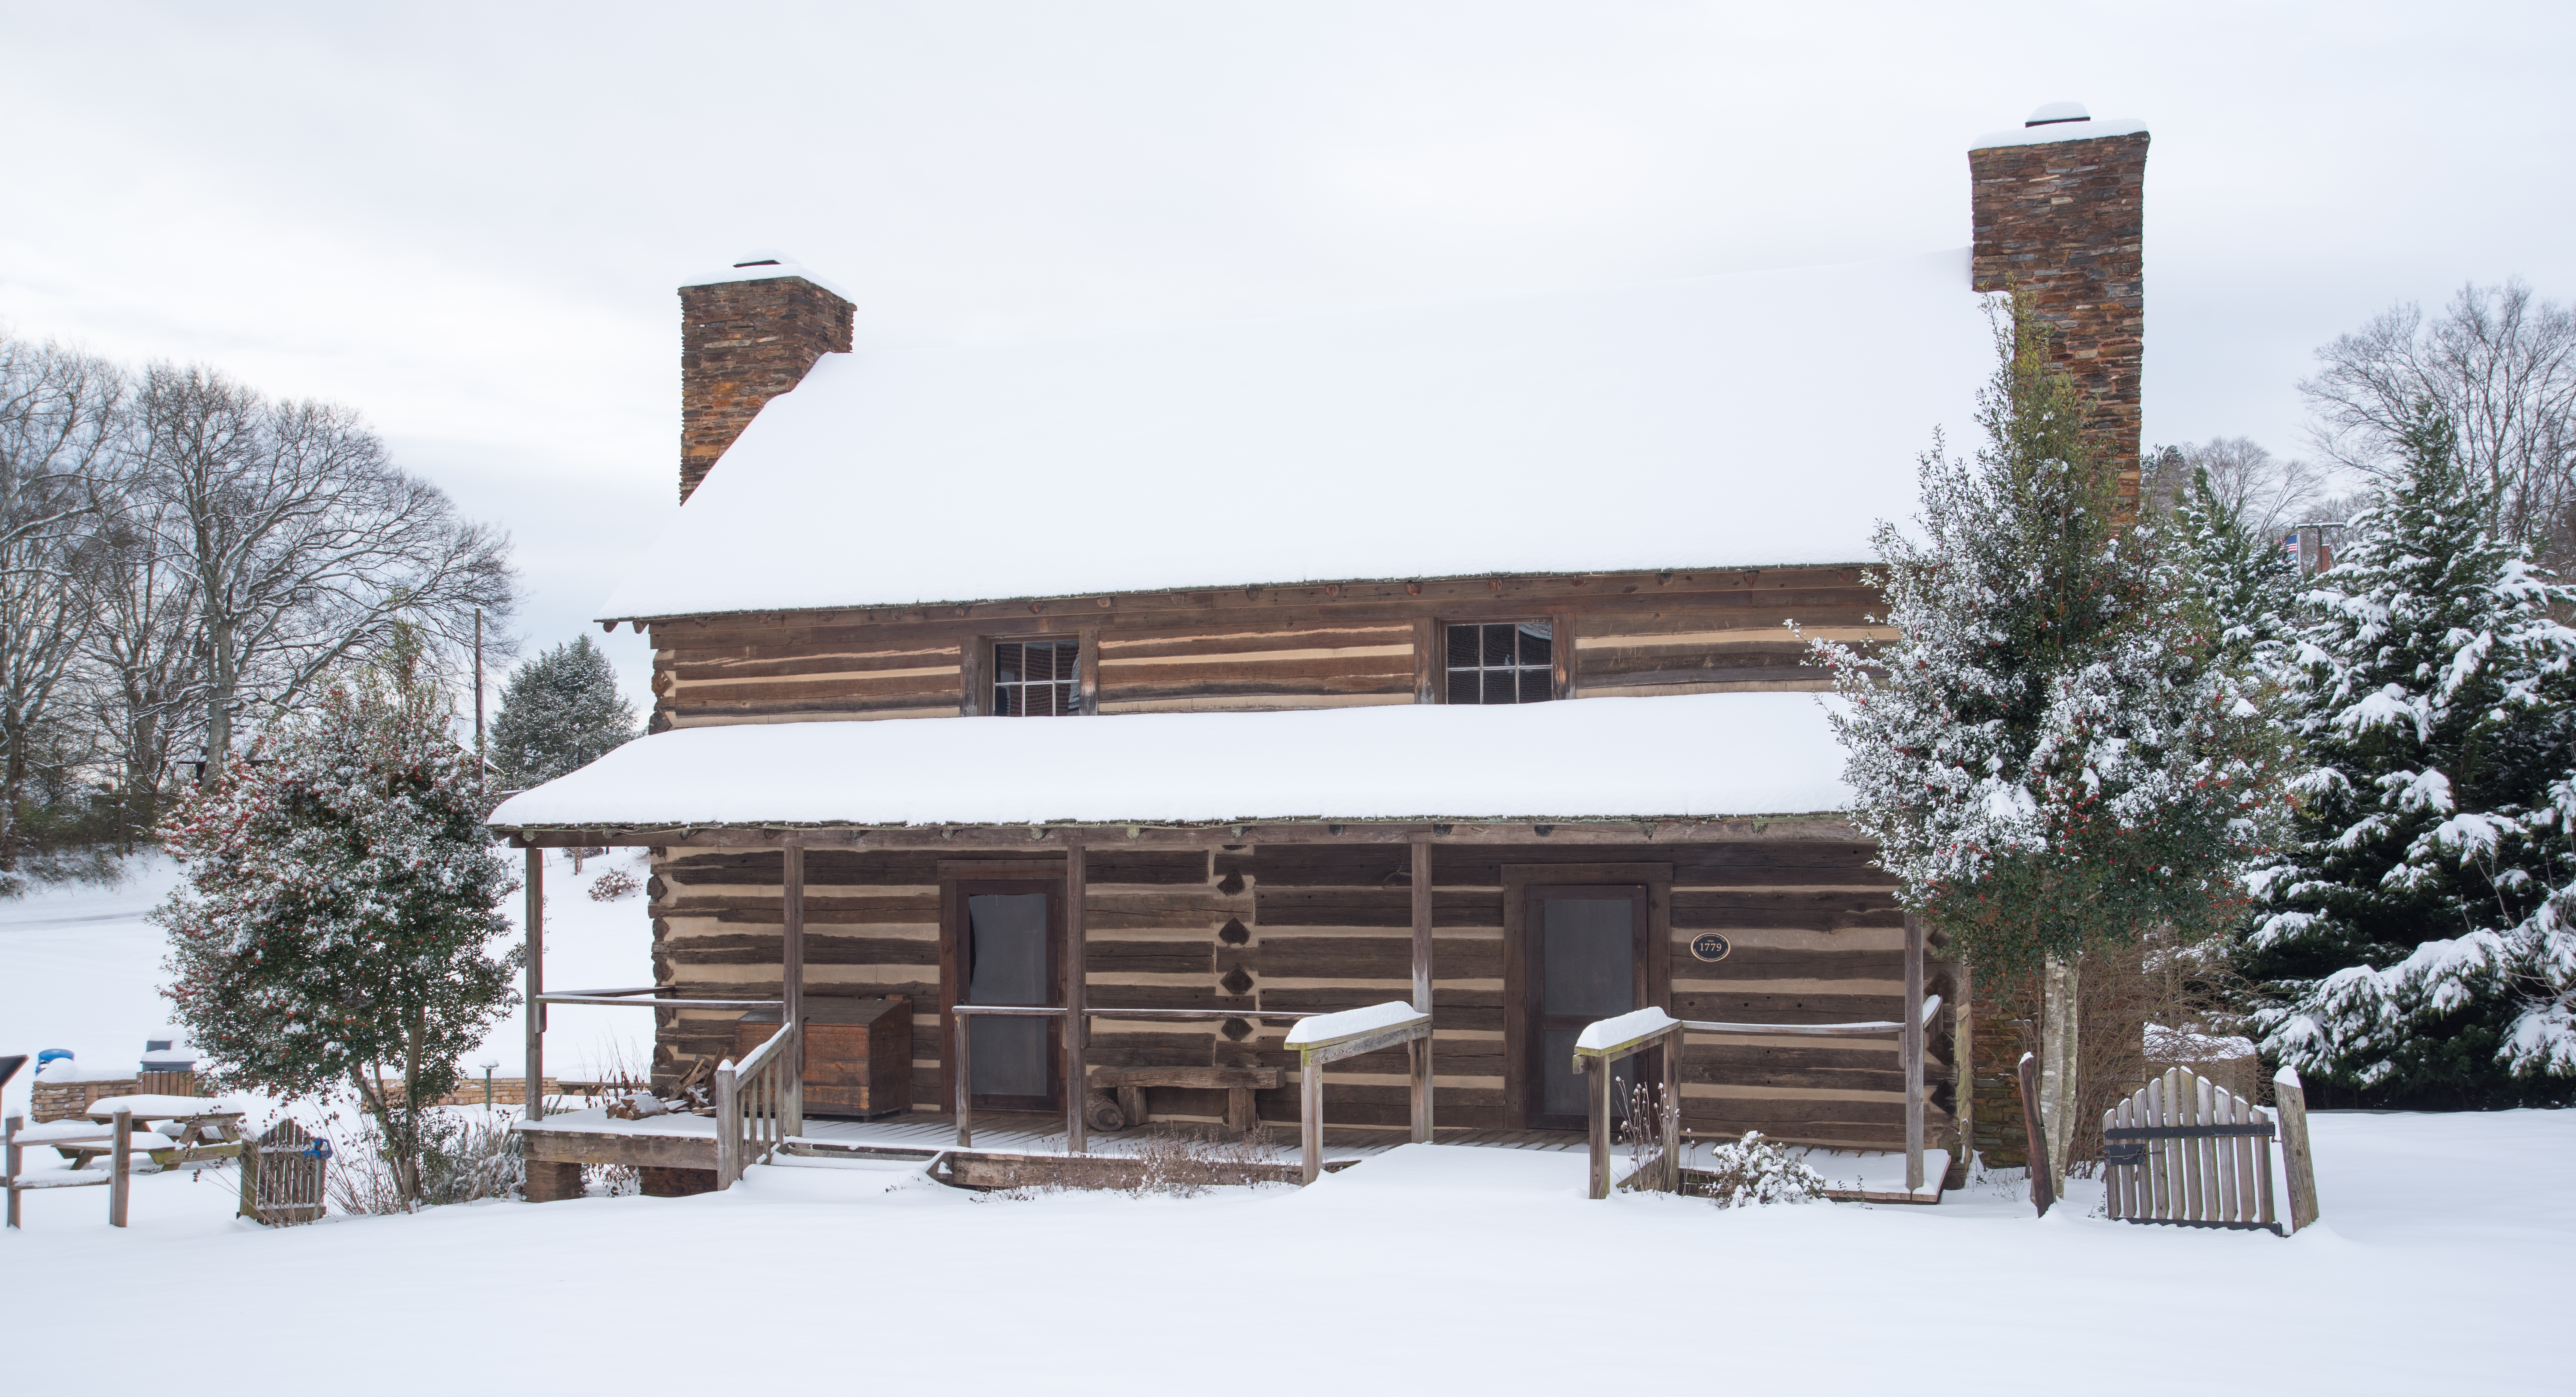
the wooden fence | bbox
[2102,1065,2319,1235]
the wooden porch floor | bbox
[519,1104,1949,1200]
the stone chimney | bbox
[677,254,855,503]
[1969,103,2149,506]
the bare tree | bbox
[0,336,126,866]
[2302,280,2576,560]
[2143,437,2331,538]
[82,488,205,848]
[135,363,516,779]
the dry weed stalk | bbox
[1122,1122,1288,1197]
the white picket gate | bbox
[2102,1066,2281,1234]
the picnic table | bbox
[34,1096,248,1170]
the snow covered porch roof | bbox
[486,692,1854,840]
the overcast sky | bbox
[5,1,2570,707]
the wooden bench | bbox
[1087,1066,1282,1133]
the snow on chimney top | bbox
[2025,101,2090,128]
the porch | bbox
[515,1105,1950,1203]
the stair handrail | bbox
[713,1017,801,1188]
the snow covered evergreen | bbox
[489,634,637,793]
[1812,308,2289,1185]
[2245,408,2576,1103]
[1812,312,2285,974]
[2165,462,2300,674]
[154,647,520,1202]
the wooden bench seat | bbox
[1088,1066,1283,1133]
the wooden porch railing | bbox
[1570,1011,1683,1199]
[520,842,807,1194]
[1573,992,1944,1200]
[1282,1002,1434,1185]
[713,1020,802,1188]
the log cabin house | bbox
[489,105,2149,1200]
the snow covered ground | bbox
[0,852,653,1125]
[1,1110,2567,1392]
[6,867,2567,1393]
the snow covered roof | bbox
[486,691,1852,830]
[601,250,1995,621]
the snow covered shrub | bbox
[587,867,640,902]
[1695,1132,1827,1209]
[156,636,522,1206]
[2245,407,2576,1105]
[322,1108,525,1212]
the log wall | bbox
[642,566,1889,728]
[645,834,1954,1151]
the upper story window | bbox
[1446,621,1554,704]
[994,639,1079,715]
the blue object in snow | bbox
[303,1139,334,1161]
[37,1048,74,1069]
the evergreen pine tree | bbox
[489,635,637,792]
[2245,408,2576,1104]
[1812,305,2289,1184]
[2166,462,2299,674]
[155,637,521,1203]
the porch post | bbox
[1662,1028,1681,1192]
[524,847,544,1122]
[1586,1056,1611,1200]
[1409,837,1434,1144]
[1299,1046,1322,1186]
[1903,912,1926,1192]
[782,839,805,1139]
[953,1013,974,1147]
[1064,839,1088,1155]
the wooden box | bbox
[734,997,912,1120]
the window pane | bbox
[1541,897,1634,1018]
[994,642,1024,685]
[1442,620,1557,705]
[1447,624,1480,668]
[1517,621,1553,667]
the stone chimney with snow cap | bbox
[677,253,855,503]
[1969,102,2149,506]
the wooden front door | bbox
[1522,885,1650,1131]
[948,879,1062,1113]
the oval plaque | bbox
[1690,932,1731,963]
